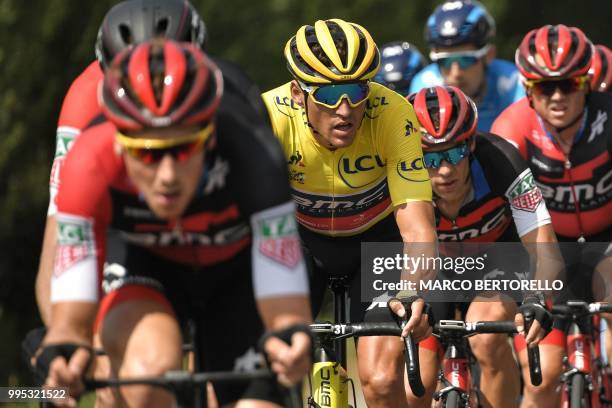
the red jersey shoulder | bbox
[491,97,536,156]
[58,122,125,217]
[57,61,104,130]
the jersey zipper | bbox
[331,150,337,232]
[563,159,587,243]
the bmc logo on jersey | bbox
[438,207,509,241]
[396,158,429,182]
[538,167,612,209]
[338,154,385,188]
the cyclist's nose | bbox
[335,99,352,117]
[156,154,178,185]
[437,160,455,175]
[448,62,464,79]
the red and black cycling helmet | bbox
[515,24,593,80]
[408,86,478,147]
[100,39,223,132]
[589,44,612,92]
[95,0,207,69]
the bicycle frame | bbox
[557,302,612,408]
[438,342,472,406]
[431,319,536,408]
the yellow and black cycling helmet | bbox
[284,18,380,84]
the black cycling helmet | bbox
[95,0,207,68]
[425,0,495,49]
[373,41,427,96]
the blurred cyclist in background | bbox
[492,24,612,407]
[409,0,524,131]
[373,41,427,96]
[589,44,612,93]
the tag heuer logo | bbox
[260,214,296,238]
[259,237,300,268]
[508,171,542,212]
[58,221,91,245]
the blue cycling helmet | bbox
[425,0,495,49]
[373,41,427,96]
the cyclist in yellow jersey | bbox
[262,19,438,406]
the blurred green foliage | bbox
[0,0,610,385]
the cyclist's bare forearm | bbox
[44,302,97,345]
[395,201,438,285]
[36,215,58,326]
[521,224,564,297]
[256,295,311,330]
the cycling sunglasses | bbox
[430,45,490,71]
[524,75,589,97]
[423,143,470,169]
[300,82,370,109]
[116,123,213,165]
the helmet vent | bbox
[119,24,133,45]
[155,18,169,37]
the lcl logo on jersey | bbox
[338,154,385,188]
[366,97,389,110]
[396,157,430,182]
[273,96,300,117]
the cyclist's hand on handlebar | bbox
[388,296,433,342]
[516,295,553,347]
[37,344,92,407]
[260,325,312,387]
[515,313,545,347]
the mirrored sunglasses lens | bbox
[424,152,443,168]
[128,141,201,164]
[533,78,582,96]
[313,84,369,106]
[438,56,478,70]
[446,145,469,164]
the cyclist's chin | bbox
[326,129,357,148]
[147,193,190,219]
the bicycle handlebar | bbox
[433,319,542,386]
[521,310,542,387]
[84,369,275,390]
[552,301,612,316]
[84,368,302,408]
[433,319,517,334]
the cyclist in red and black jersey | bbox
[37,40,311,408]
[36,0,270,326]
[589,44,612,93]
[406,86,559,408]
[492,24,612,407]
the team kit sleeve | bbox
[218,92,309,300]
[377,96,433,206]
[505,167,552,237]
[481,135,551,237]
[250,201,309,299]
[49,63,104,215]
[51,127,113,304]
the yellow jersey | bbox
[262,82,432,236]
